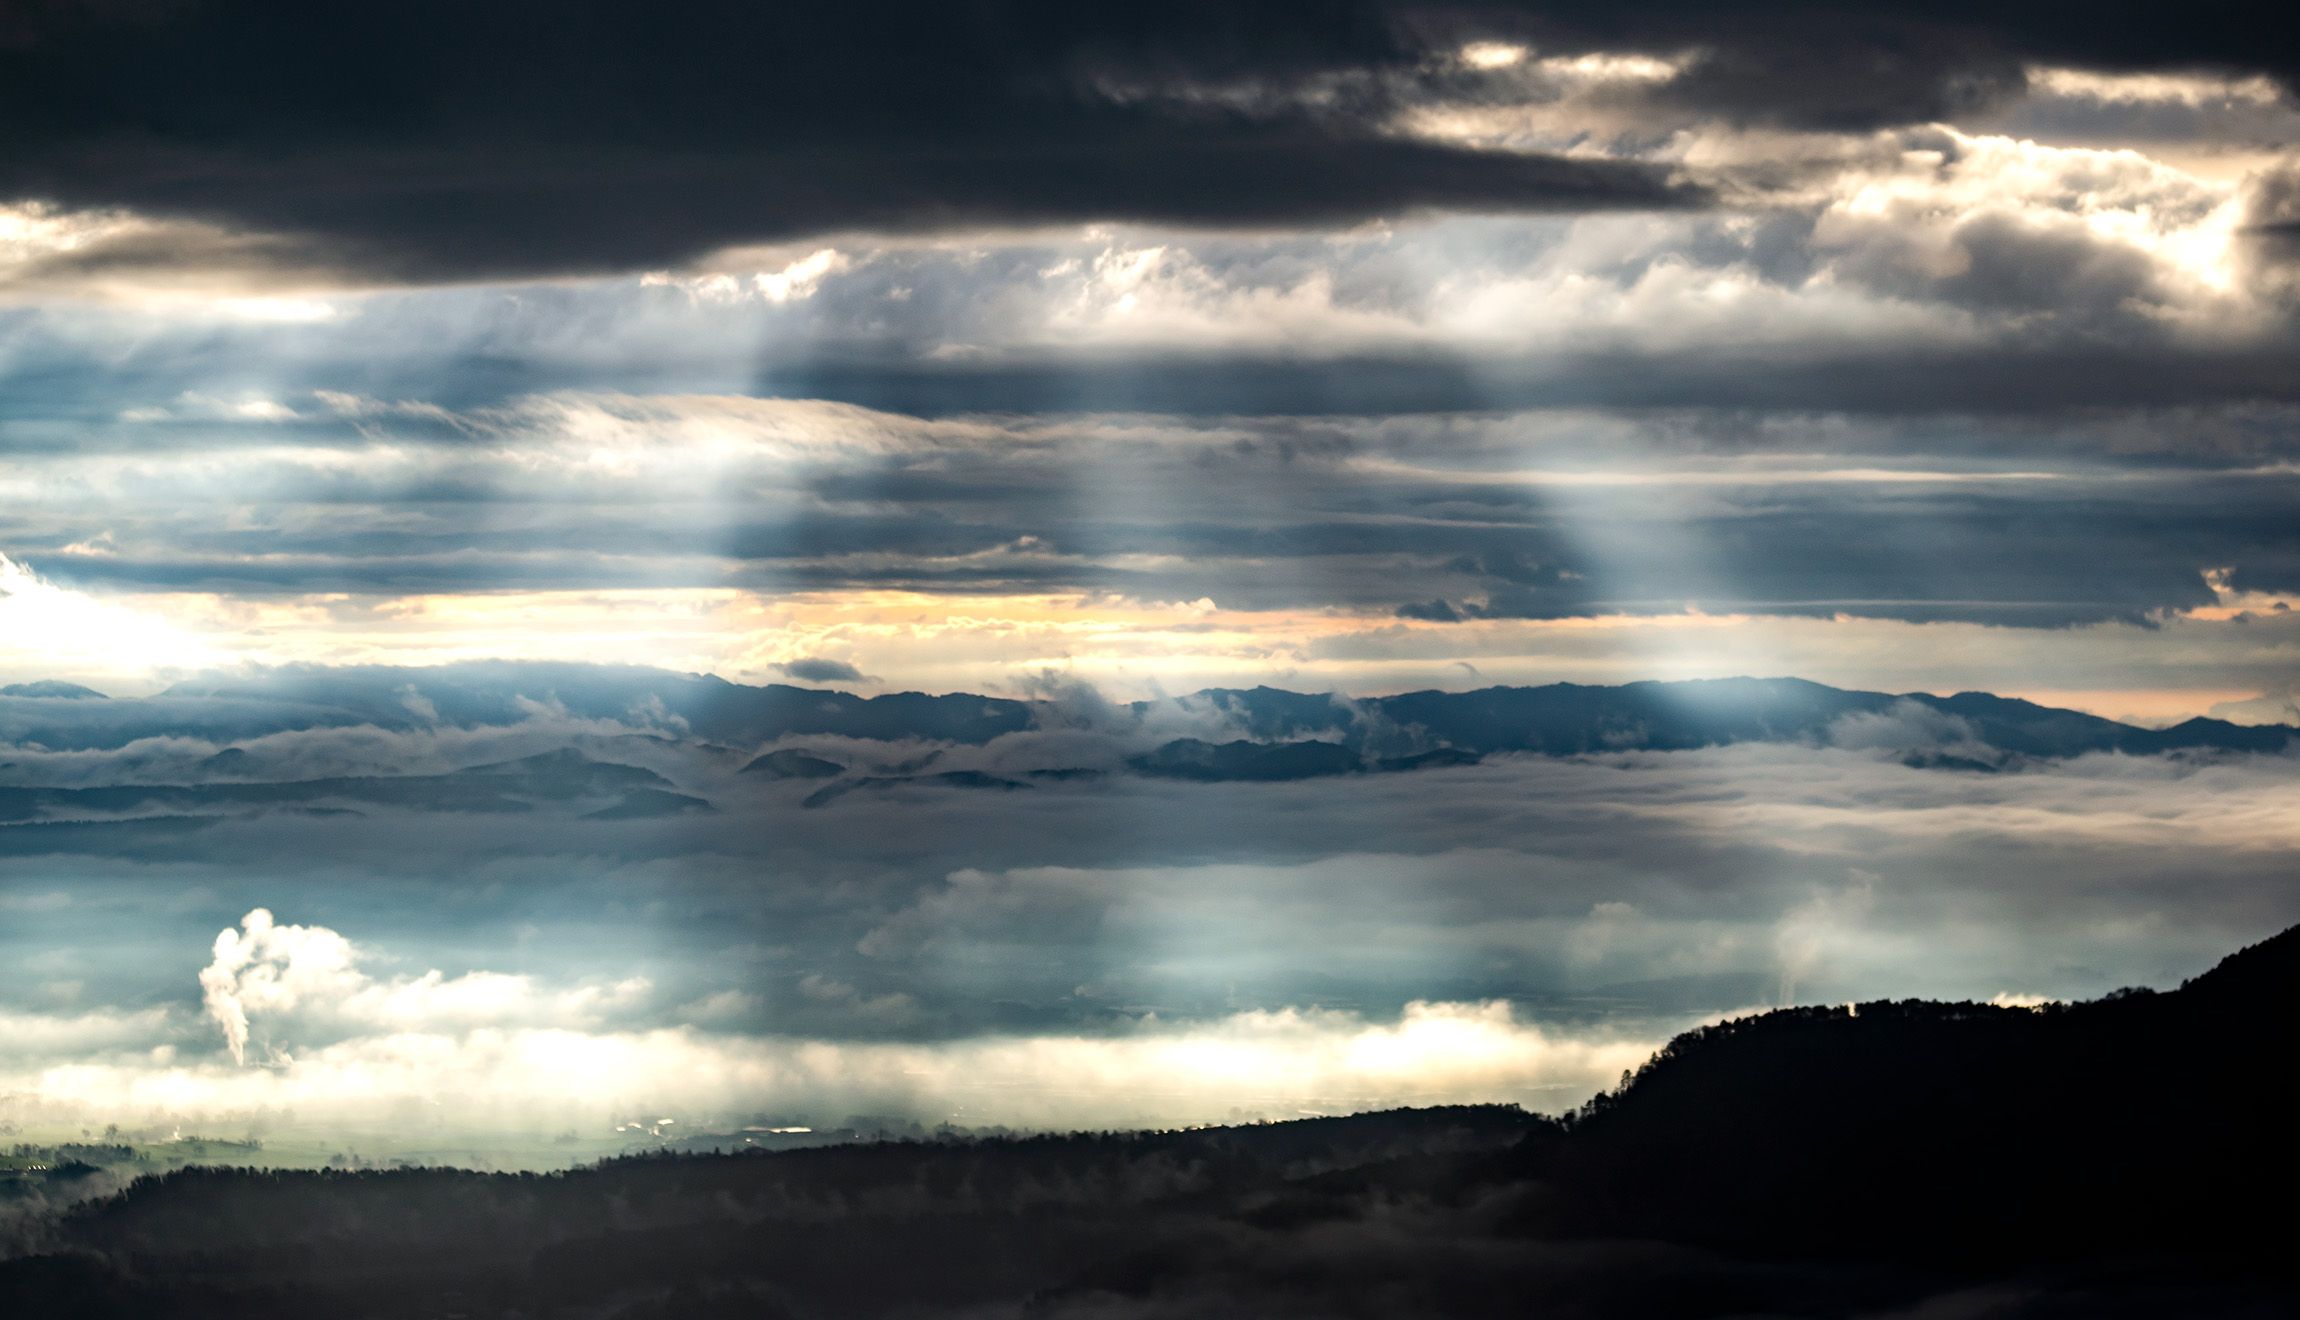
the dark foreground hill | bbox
[7,927,2298,1318]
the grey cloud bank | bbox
[9,393,2300,638]
[2,3,2295,281]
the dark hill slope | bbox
[1519,930,2300,1267]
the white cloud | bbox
[641,246,853,304]
[0,1006,176,1060]
[1809,127,2250,313]
[15,899,1664,1139]
[1458,41,1526,70]
[12,997,1654,1138]
[1826,699,1998,762]
[0,201,351,307]
[0,551,227,689]
[198,907,655,1065]
[2023,66,2287,110]
[2209,684,2300,726]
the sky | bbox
[2,2,2298,1155]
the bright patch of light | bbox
[1459,41,1527,70]
[2025,65,2286,107]
[214,296,339,323]
[1534,51,1679,83]
[754,247,848,302]
[1818,129,2248,305]
[641,247,850,304]
[0,552,227,687]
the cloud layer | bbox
[3,665,2294,1147]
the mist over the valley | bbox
[2,663,2292,1159]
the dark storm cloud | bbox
[757,341,2300,419]
[3,2,2295,281]
[0,2,1701,283]
[1487,2,2300,130]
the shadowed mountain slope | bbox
[1513,923,2300,1269]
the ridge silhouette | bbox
[1512,923,2300,1268]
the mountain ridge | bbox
[0,664,2285,764]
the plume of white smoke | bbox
[199,908,364,1065]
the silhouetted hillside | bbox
[1519,926,2300,1269]
[6,926,2297,1316]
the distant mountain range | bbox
[2,667,2291,841]
[8,924,2294,1317]
[2,663,2291,767]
